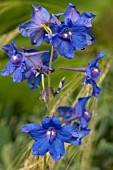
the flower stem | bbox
[44,155,46,170]
[47,46,54,116]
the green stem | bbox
[47,46,54,116]
[44,155,46,170]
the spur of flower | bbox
[60,52,106,97]
[47,3,96,59]
[21,115,74,161]
[58,96,92,127]
[19,5,56,46]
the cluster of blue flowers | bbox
[1,3,105,161]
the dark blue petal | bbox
[80,12,96,28]
[2,44,16,57]
[74,96,91,118]
[1,62,14,76]
[64,3,80,24]
[12,68,22,82]
[85,32,96,45]
[96,51,106,59]
[49,138,65,161]
[32,5,50,25]
[19,21,41,37]
[58,106,73,119]
[11,40,18,51]
[70,138,81,146]
[58,41,75,59]
[22,123,46,140]
[78,127,90,139]
[57,125,73,142]
[80,117,87,128]
[52,35,62,47]
[27,74,41,90]
[72,32,87,49]
[42,116,61,129]
[41,50,58,67]
[32,138,50,156]
[86,78,102,98]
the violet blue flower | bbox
[19,5,56,46]
[58,96,91,127]
[47,3,96,59]
[68,122,91,146]
[1,41,26,82]
[21,116,73,161]
[60,52,106,97]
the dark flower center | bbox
[91,67,100,80]
[11,54,23,65]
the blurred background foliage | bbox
[0,0,113,170]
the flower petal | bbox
[30,29,45,46]
[58,106,73,119]
[32,138,50,156]
[49,138,65,161]
[22,123,46,140]
[64,3,80,24]
[19,21,41,37]
[1,62,14,76]
[27,74,41,90]
[32,5,50,25]
[57,125,73,142]
[42,116,61,129]
[12,68,22,82]
[72,32,87,49]
[58,41,75,59]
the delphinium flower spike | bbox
[60,52,106,97]
[47,3,96,59]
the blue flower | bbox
[85,52,106,80]
[68,122,91,146]
[23,48,58,90]
[1,41,26,82]
[21,116,73,161]
[60,52,106,97]
[58,96,91,127]
[47,3,96,59]
[19,5,55,46]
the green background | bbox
[0,0,113,169]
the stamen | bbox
[68,31,72,36]
[94,68,98,73]
[24,27,29,31]
[63,33,68,38]
[46,131,51,135]
[84,112,88,116]
[35,73,40,77]
[51,131,55,136]
[13,56,17,61]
